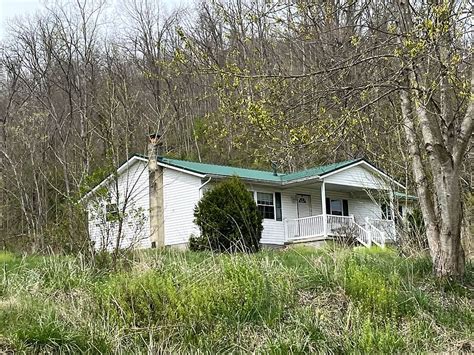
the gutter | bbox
[281,175,323,186]
[199,176,212,196]
[204,174,284,186]
[202,174,325,186]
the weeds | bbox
[0,248,472,353]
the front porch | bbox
[284,214,396,247]
[280,180,397,247]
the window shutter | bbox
[343,199,349,216]
[325,198,330,214]
[275,192,282,221]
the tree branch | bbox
[453,66,474,167]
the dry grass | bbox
[0,245,472,353]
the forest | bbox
[0,1,473,352]
[0,0,472,277]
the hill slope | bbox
[0,246,473,353]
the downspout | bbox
[199,177,212,197]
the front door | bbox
[296,194,312,237]
[297,194,312,218]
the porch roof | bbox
[394,192,418,200]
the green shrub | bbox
[192,176,263,253]
[188,233,210,252]
[400,207,428,251]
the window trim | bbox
[326,198,349,216]
[254,191,276,220]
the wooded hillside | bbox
[0,0,472,262]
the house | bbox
[82,140,416,251]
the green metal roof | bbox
[393,192,418,200]
[159,156,363,184]
[160,157,283,182]
[281,159,361,181]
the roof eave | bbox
[157,161,206,178]
[79,155,147,203]
[205,174,283,185]
[281,175,322,185]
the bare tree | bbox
[0,0,471,278]
[394,0,472,277]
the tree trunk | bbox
[433,166,465,277]
[400,82,466,278]
[394,0,472,278]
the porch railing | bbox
[366,223,385,247]
[286,215,324,240]
[285,214,353,241]
[367,218,396,241]
[353,222,371,247]
[285,214,396,248]
[327,215,354,235]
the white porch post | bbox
[283,218,289,242]
[321,181,327,237]
[389,190,396,240]
[365,216,372,246]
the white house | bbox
[82,152,416,251]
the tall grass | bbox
[0,246,472,353]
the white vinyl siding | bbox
[246,184,285,245]
[87,160,150,251]
[324,164,389,190]
[163,168,202,245]
[349,198,383,224]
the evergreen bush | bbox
[191,176,263,252]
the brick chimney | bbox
[148,133,165,247]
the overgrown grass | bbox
[0,246,472,353]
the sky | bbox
[0,0,191,39]
[1,0,46,37]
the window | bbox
[381,203,392,220]
[395,205,403,224]
[106,203,119,222]
[330,199,343,216]
[326,198,349,216]
[257,192,275,219]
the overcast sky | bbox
[0,0,44,29]
[0,0,191,39]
